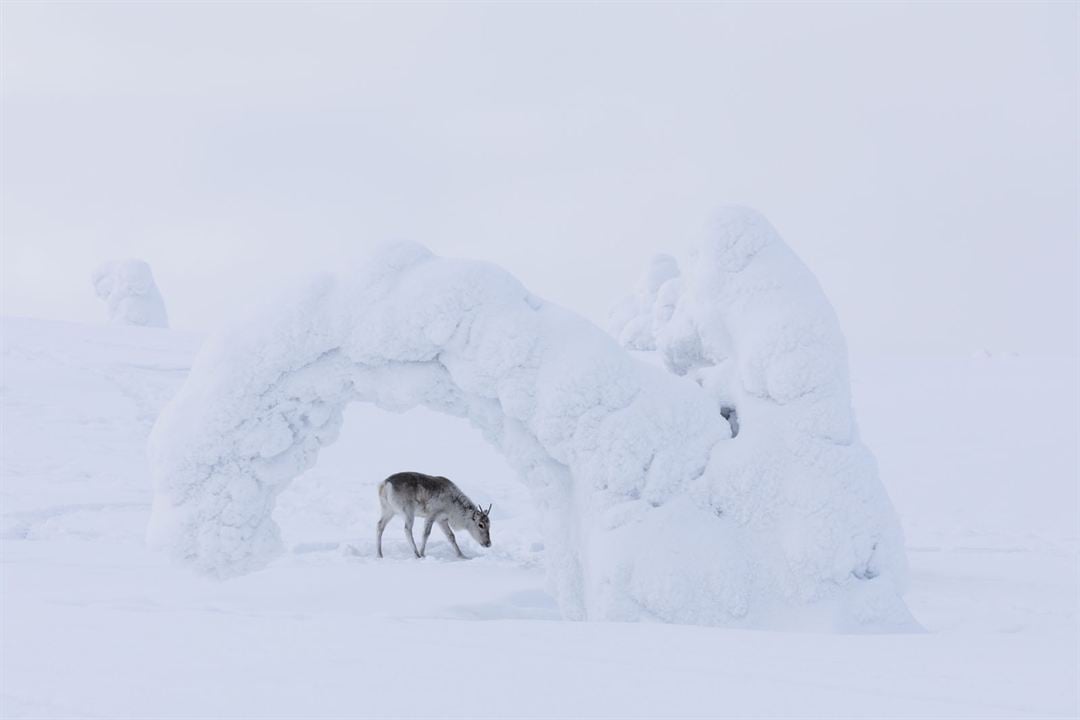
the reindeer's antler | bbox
[485,503,492,515]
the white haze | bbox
[2,2,1077,356]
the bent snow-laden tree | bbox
[147,207,913,630]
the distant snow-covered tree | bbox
[92,259,169,328]
[608,254,680,350]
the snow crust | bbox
[149,208,911,629]
[92,259,169,328]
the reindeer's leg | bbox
[419,515,436,558]
[402,509,421,559]
[438,518,466,559]
[375,508,394,559]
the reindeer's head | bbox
[467,504,492,548]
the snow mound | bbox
[149,210,912,630]
[92,259,169,328]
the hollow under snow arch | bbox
[147,207,914,630]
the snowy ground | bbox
[1,316,1077,718]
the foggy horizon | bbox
[3,2,1077,357]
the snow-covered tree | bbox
[147,209,912,631]
[608,253,681,351]
[92,259,169,328]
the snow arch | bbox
[148,210,912,629]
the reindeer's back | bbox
[382,471,463,514]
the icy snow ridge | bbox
[92,259,169,328]
[148,207,912,629]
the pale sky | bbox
[2,2,1077,356]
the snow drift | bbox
[148,207,911,630]
[92,259,169,328]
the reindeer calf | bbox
[376,472,492,559]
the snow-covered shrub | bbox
[148,209,913,631]
[92,259,169,328]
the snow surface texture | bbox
[91,259,169,328]
[148,208,910,629]
[3,317,1077,717]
